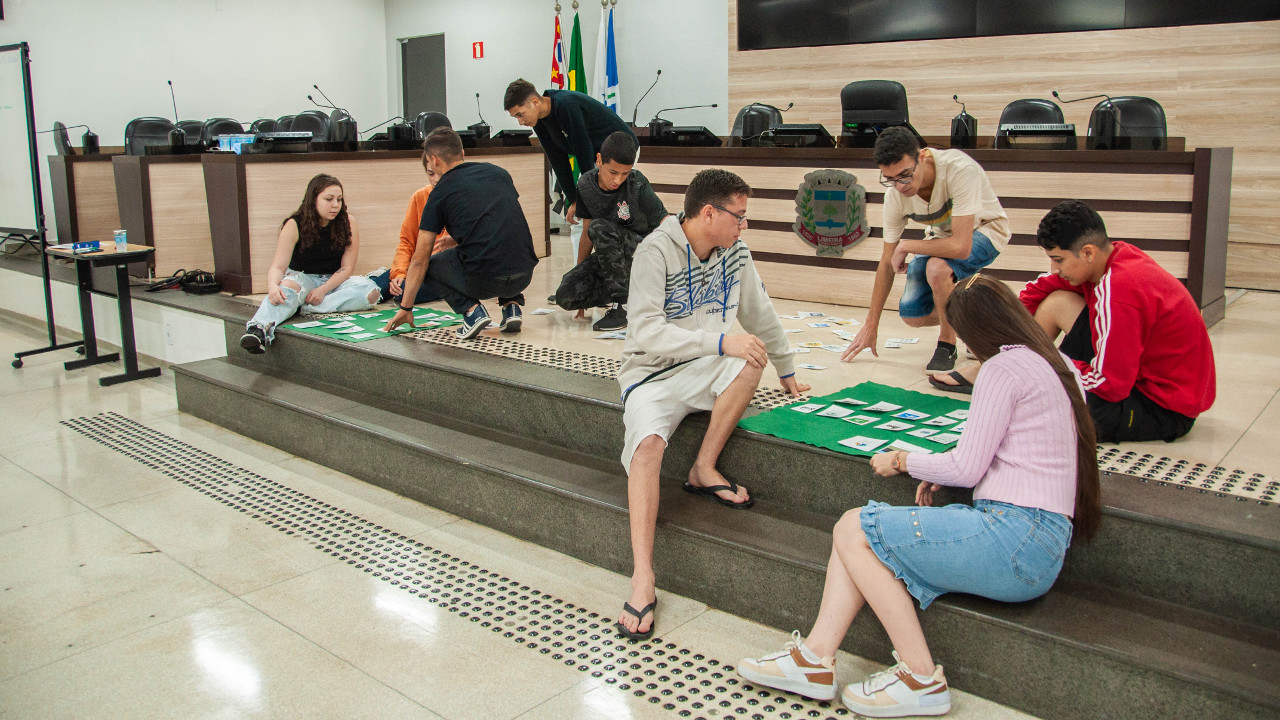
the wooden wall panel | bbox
[727,2,1280,289]
[72,162,121,243]
[148,163,214,276]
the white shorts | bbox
[620,354,749,472]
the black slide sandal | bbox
[928,370,974,395]
[616,600,657,641]
[681,480,756,509]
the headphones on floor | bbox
[146,269,222,295]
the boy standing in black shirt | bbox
[556,132,669,331]
[386,128,538,340]
[504,79,636,226]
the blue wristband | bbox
[718,334,724,356]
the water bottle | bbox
[113,229,127,251]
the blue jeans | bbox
[368,269,443,305]
[247,270,379,341]
[899,230,999,319]
[420,247,533,314]
[860,499,1073,609]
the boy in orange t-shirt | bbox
[370,184,454,304]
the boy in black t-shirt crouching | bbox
[385,127,539,339]
[554,131,669,331]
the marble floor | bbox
[0,319,1042,718]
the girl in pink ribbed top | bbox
[740,275,1102,717]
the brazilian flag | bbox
[566,11,587,181]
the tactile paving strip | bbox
[403,326,809,411]
[60,412,849,720]
[1097,446,1278,506]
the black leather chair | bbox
[176,120,203,145]
[249,118,276,133]
[414,111,452,140]
[998,99,1064,126]
[124,117,178,156]
[730,104,783,146]
[274,114,296,132]
[52,121,76,156]
[328,109,358,143]
[839,80,920,147]
[201,118,244,145]
[1088,96,1167,150]
[289,110,331,141]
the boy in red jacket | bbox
[1020,200,1215,442]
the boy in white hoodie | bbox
[615,168,810,640]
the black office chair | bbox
[52,121,76,156]
[1088,96,1167,151]
[124,117,178,156]
[730,104,783,146]
[176,120,203,145]
[275,114,296,132]
[839,80,920,147]
[201,118,244,145]
[328,109,358,143]
[414,111,452,140]
[249,118,276,133]
[289,110,331,141]
[998,99,1064,126]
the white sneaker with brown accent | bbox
[841,651,951,717]
[737,631,836,701]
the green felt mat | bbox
[738,381,971,457]
[286,307,462,343]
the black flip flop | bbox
[929,370,974,395]
[615,600,657,641]
[681,480,756,509]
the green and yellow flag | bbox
[567,11,586,96]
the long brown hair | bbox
[946,274,1101,541]
[286,173,351,253]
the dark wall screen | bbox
[738,0,1280,51]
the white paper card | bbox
[291,321,325,328]
[843,414,877,425]
[531,307,555,315]
[894,410,929,421]
[816,405,855,418]
[946,409,970,420]
[350,332,378,339]
[797,363,827,370]
[928,432,963,444]
[791,403,825,414]
[889,439,934,454]
[864,401,903,413]
[875,420,913,432]
[923,416,957,426]
[839,436,889,452]
[907,427,938,438]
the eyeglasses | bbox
[879,160,919,188]
[712,204,748,226]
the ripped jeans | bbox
[247,269,380,341]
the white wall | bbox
[383,0,730,135]
[0,0,388,241]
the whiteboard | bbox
[0,44,39,234]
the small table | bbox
[45,243,162,386]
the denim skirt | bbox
[860,499,1073,609]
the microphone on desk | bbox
[950,94,977,148]
[39,123,100,155]
[648,103,717,141]
[1052,90,1124,149]
[468,92,491,140]
[166,80,186,147]
[312,85,358,142]
[631,69,661,126]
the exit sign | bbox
[472,42,484,59]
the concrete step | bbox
[215,319,1280,630]
[173,355,1280,720]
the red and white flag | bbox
[550,14,566,90]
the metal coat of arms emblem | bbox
[792,169,869,257]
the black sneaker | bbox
[499,303,523,333]
[926,345,957,373]
[240,325,268,354]
[456,304,491,339]
[593,306,627,332]
[547,293,558,305]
